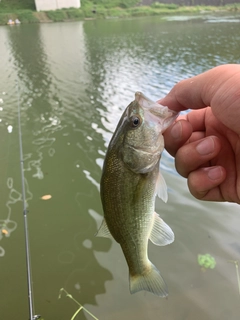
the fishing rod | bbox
[17,80,41,320]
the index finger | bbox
[158,64,240,113]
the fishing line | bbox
[17,79,41,320]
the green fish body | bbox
[98,92,177,297]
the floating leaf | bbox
[41,195,52,200]
[198,253,216,269]
[2,229,8,235]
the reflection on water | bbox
[0,178,19,256]
[163,14,240,23]
[0,14,240,320]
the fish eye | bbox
[130,116,141,128]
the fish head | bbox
[120,92,178,173]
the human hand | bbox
[159,64,240,204]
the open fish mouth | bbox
[149,106,175,119]
[149,106,178,131]
[135,91,178,130]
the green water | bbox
[0,14,240,320]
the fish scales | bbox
[98,92,178,297]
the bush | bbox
[117,0,140,8]
[66,9,84,19]
[46,10,67,21]
[151,2,179,10]
[107,7,129,17]
[127,6,153,16]
[0,10,38,24]
[17,10,39,23]
[0,12,10,24]
[82,8,96,18]
[81,0,139,9]
[0,0,35,11]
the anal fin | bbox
[95,219,113,238]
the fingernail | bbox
[171,121,182,139]
[207,167,222,180]
[196,137,214,155]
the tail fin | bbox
[129,263,168,297]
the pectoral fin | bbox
[149,212,174,246]
[95,219,112,238]
[155,171,168,203]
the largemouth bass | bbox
[97,92,178,297]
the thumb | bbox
[159,64,240,135]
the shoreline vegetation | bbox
[0,1,240,25]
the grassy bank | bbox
[0,2,240,25]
